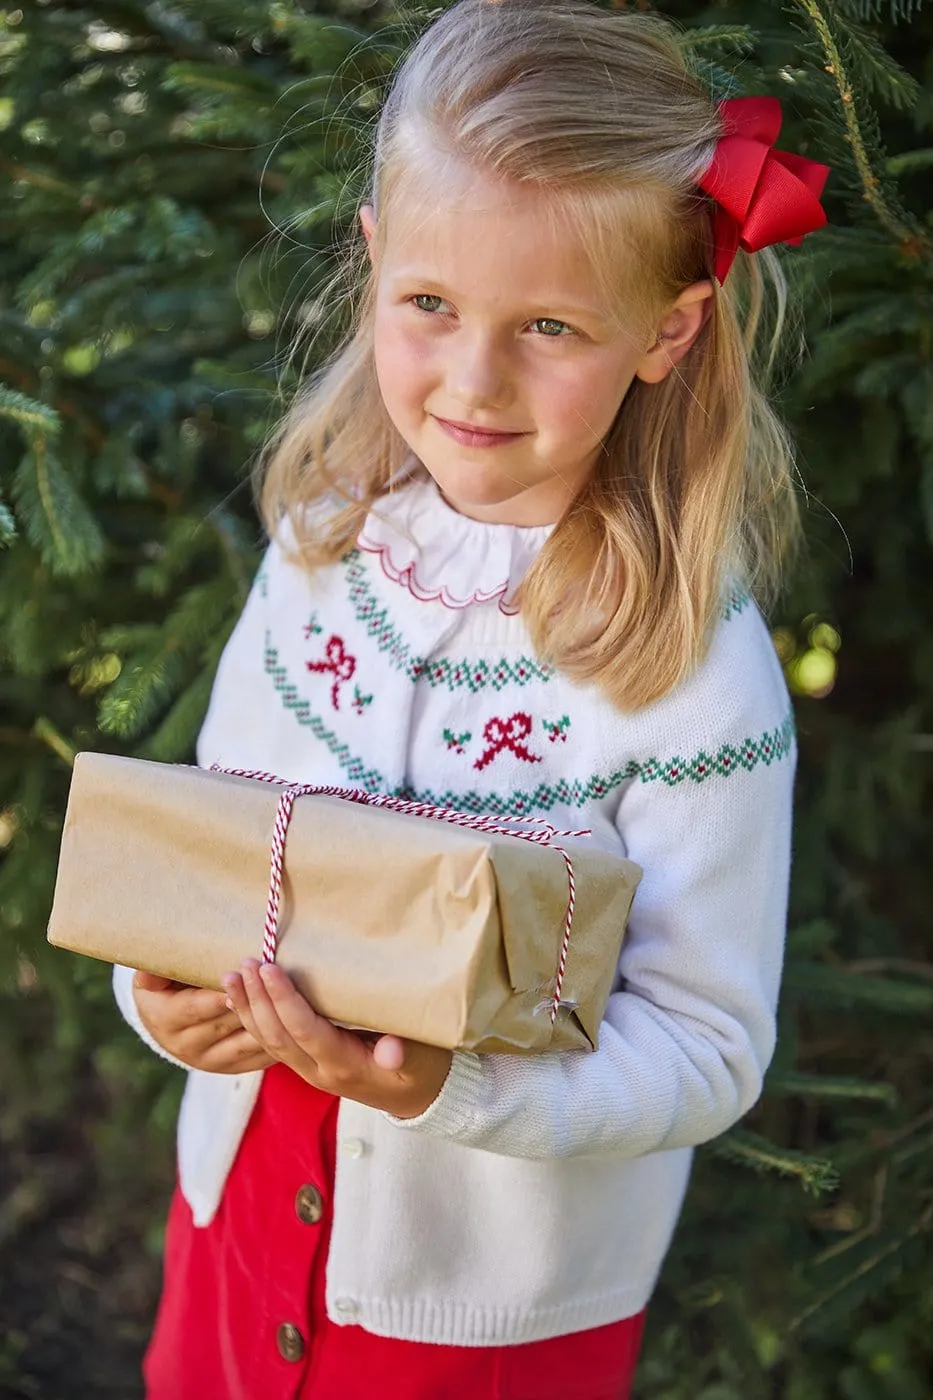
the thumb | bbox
[133,970,178,993]
[372,1034,406,1072]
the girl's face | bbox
[364,159,709,526]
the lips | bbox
[433,416,528,449]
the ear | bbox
[359,204,377,263]
[635,280,715,385]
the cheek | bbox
[534,364,628,442]
[373,316,432,419]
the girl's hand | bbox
[222,960,453,1118]
[132,971,275,1073]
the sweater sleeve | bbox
[388,608,796,1160]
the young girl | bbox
[114,1,828,1395]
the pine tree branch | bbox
[766,1070,897,1106]
[0,729,43,749]
[31,717,76,770]
[789,1203,933,1334]
[0,157,98,209]
[0,358,183,511]
[706,1127,840,1195]
[44,0,224,64]
[846,957,933,980]
[791,0,930,255]
[812,1163,888,1265]
[33,438,69,566]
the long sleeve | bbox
[389,608,795,1160]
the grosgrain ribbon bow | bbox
[697,96,830,283]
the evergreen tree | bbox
[1,1,932,1394]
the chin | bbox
[426,465,533,507]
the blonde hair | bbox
[259,0,800,711]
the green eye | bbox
[413,294,444,313]
[532,318,572,337]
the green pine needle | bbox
[679,24,757,55]
[0,499,15,547]
[782,963,933,1015]
[766,1071,897,1108]
[11,442,105,578]
[707,1128,840,1196]
[0,384,61,437]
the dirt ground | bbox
[1,996,175,1400]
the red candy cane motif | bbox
[212,767,590,1027]
[306,635,356,711]
[473,711,542,772]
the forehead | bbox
[379,157,610,308]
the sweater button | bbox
[295,1183,324,1225]
[341,1138,365,1159]
[334,1296,360,1322]
[276,1322,305,1362]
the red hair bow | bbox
[697,96,830,283]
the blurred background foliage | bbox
[1,0,932,1395]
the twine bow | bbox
[212,768,591,1027]
[697,96,830,283]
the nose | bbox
[446,329,512,411]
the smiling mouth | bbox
[433,416,528,448]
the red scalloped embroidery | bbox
[358,533,516,613]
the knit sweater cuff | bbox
[383,1051,486,1138]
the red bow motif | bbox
[474,711,543,773]
[306,634,356,711]
[697,97,829,283]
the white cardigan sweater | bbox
[114,476,795,1346]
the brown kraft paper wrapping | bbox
[47,752,642,1054]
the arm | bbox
[390,611,795,1160]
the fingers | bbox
[132,974,250,1065]
[224,961,372,1083]
[173,1009,246,1059]
[131,974,173,996]
[136,981,235,1031]
[133,971,178,993]
[197,1028,275,1075]
[224,962,319,1060]
[372,1035,406,1072]
[221,960,447,1116]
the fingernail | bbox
[225,997,235,1011]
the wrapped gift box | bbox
[47,752,641,1054]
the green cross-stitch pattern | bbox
[394,713,795,815]
[722,584,753,620]
[259,554,750,702]
[343,553,750,691]
[264,639,384,791]
[265,634,794,817]
[344,551,556,691]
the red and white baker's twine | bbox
[212,767,590,1025]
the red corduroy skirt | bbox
[144,1064,646,1400]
